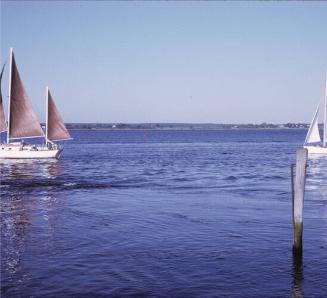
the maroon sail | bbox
[0,64,6,132]
[9,53,44,139]
[47,89,71,141]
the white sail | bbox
[305,105,321,144]
[323,75,327,146]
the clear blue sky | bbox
[1,1,327,123]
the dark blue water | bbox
[1,130,327,297]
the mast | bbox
[324,74,327,147]
[45,86,49,145]
[7,48,13,144]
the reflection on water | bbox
[1,196,30,284]
[292,251,304,298]
[0,159,62,180]
[294,155,327,297]
[306,156,327,199]
[1,159,62,295]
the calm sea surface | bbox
[1,129,327,297]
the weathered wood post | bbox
[292,148,308,252]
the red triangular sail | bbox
[9,53,44,139]
[47,90,71,141]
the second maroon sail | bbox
[47,89,71,141]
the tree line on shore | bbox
[55,122,317,130]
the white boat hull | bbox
[0,144,62,159]
[304,146,327,155]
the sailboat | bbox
[303,77,327,155]
[0,48,71,159]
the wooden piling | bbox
[292,148,308,252]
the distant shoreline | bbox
[60,122,314,131]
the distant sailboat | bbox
[0,48,71,159]
[304,76,327,155]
